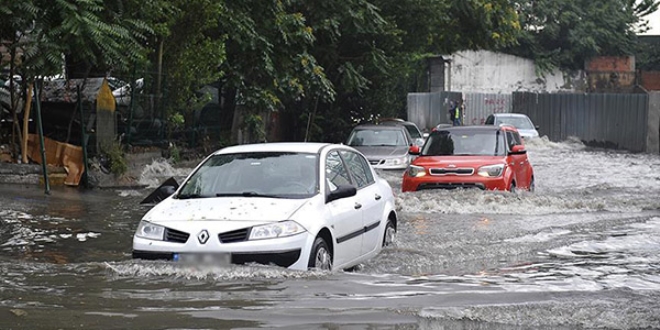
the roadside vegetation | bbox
[1,0,658,159]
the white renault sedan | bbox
[132,143,397,271]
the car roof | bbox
[352,124,407,131]
[492,113,530,118]
[433,125,518,133]
[214,142,331,155]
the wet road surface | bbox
[1,137,660,329]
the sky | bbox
[641,9,660,35]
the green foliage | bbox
[102,142,128,176]
[504,0,660,71]
[168,143,181,164]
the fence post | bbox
[35,79,50,195]
[77,85,89,188]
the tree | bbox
[505,0,660,71]
[0,0,151,161]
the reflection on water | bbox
[1,138,660,329]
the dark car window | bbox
[347,128,408,147]
[505,131,523,151]
[422,130,506,156]
[340,151,374,188]
[403,124,422,139]
[325,151,352,191]
[177,152,319,199]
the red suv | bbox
[402,125,534,192]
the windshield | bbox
[347,128,408,147]
[422,131,506,156]
[495,116,534,130]
[177,152,319,199]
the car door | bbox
[504,130,522,187]
[324,150,363,266]
[340,150,383,256]
[511,131,531,188]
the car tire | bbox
[382,219,396,247]
[308,237,332,271]
[509,181,516,193]
[529,177,535,192]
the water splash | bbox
[138,159,192,188]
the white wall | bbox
[446,50,580,93]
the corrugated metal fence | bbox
[407,92,511,129]
[512,92,650,152]
[463,93,512,126]
[407,92,462,130]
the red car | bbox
[402,125,534,192]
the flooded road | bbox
[2,138,660,329]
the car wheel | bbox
[382,219,396,247]
[308,237,332,271]
[529,177,535,192]
[509,181,516,193]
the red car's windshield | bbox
[422,130,506,156]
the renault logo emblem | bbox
[197,230,210,244]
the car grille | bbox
[219,228,251,243]
[429,168,474,176]
[418,182,485,190]
[164,228,190,243]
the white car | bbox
[485,113,540,140]
[132,142,397,271]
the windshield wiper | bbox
[216,192,284,198]
[176,193,204,200]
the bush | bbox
[102,142,128,176]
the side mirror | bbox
[511,145,526,154]
[140,177,179,204]
[535,125,540,130]
[326,185,357,203]
[409,145,421,156]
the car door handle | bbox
[520,162,525,165]
[375,194,381,201]
[354,203,362,210]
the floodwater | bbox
[1,137,660,329]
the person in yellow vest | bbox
[450,99,465,126]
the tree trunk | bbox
[156,38,164,119]
[9,47,21,163]
[21,83,34,164]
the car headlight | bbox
[249,221,306,240]
[477,164,505,177]
[407,165,426,177]
[135,221,165,241]
[384,156,409,166]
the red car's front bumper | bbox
[401,174,509,192]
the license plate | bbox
[173,253,231,265]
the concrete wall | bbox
[443,50,582,93]
[648,92,660,154]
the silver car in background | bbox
[346,124,414,170]
[485,113,540,140]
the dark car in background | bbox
[378,118,427,145]
[346,124,414,170]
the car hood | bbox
[143,197,310,223]
[353,146,409,159]
[413,155,505,167]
